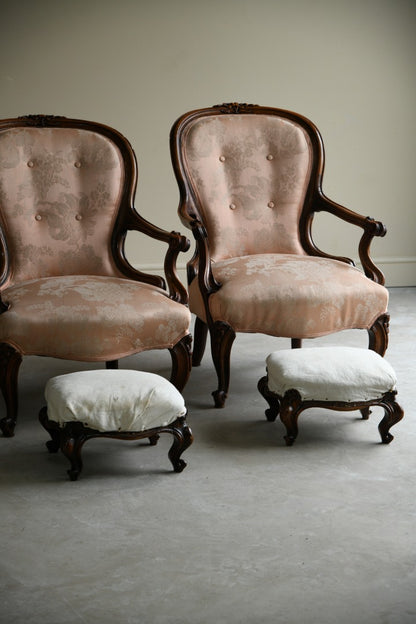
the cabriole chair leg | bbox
[210,321,236,408]
[169,334,192,392]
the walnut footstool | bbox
[258,347,403,446]
[39,369,193,480]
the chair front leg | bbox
[210,321,236,408]
[368,313,389,356]
[169,334,192,392]
[0,343,22,437]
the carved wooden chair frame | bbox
[170,103,389,408]
[0,115,192,437]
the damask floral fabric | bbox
[189,254,388,338]
[0,127,124,286]
[182,114,312,260]
[0,275,191,360]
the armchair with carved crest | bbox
[0,115,192,436]
[170,103,389,408]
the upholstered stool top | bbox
[266,347,397,402]
[45,369,186,432]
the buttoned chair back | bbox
[0,121,127,285]
[170,103,389,407]
[0,115,192,436]
[179,111,311,261]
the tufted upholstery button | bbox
[219,155,226,162]
[267,154,274,161]
[268,201,275,208]
[229,203,236,210]
[35,214,42,221]
[75,214,83,221]
[27,160,34,168]
[74,161,82,168]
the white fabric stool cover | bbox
[266,347,397,402]
[45,369,187,432]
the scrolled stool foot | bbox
[380,432,394,444]
[360,407,371,420]
[265,408,277,422]
[46,439,60,453]
[173,458,187,473]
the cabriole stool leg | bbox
[378,398,404,444]
[167,418,194,472]
[60,426,87,481]
[38,406,61,453]
[279,390,303,446]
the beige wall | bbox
[1,0,415,286]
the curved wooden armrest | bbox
[316,194,386,235]
[120,208,190,304]
[307,193,387,284]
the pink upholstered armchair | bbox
[0,115,192,436]
[170,103,389,408]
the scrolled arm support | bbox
[163,230,190,304]
[190,217,221,290]
[117,208,190,304]
[357,217,386,284]
[312,194,387,284]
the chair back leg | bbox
[192,317,208,366]
[0,343,22,437]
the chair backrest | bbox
[0,116,136,288]
[171,104,323,262]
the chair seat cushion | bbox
[0,275,191,360]
[189,253,388,338]
[45,369,187,432]
[266,346,397,402]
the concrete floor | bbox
[1,287,415,624]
